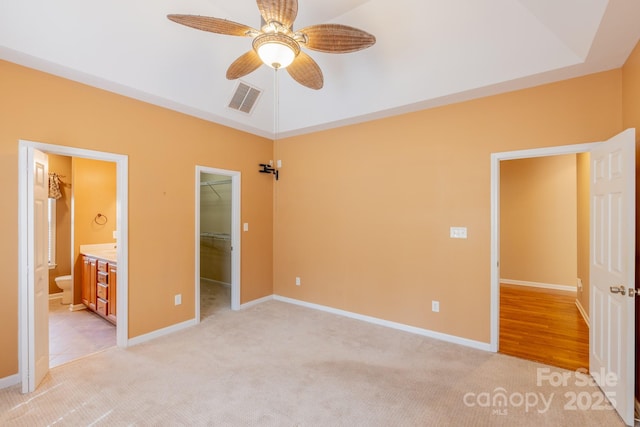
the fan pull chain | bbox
[273,69,280,180]
[274,68,279,142]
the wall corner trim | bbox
[574,299,590,328]
[239,295,274,310]
[273,295,491,352]
[127,318,197,347]
[0,373,20,390]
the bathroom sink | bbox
[80,243,118,262]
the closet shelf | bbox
[200,232,230,241]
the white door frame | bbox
[18,140,129,392]
[489,142,595,351]
[195,166,241,319]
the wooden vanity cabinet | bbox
[108,263,117,324]
[81,256,97,310]
[82,255,117,325]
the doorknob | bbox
[609,285,626,295]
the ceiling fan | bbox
[167,0,376,90]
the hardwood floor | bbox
[499,284,589,372]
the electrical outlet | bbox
[577,278,583,292]
[432,300,440,312]
[295,277,301,286]
[174,294,182,305]
[450,227,467,239]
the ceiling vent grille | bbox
[228,81,262,114]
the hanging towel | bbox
[48,173,63,199]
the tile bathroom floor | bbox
[49,281,229,367]
[49,298,116,368]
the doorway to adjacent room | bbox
[195,166,241,322]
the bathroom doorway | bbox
[195,166,241,321]
[19,140,129,392]
[47,154,117,368]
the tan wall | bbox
[47,154,72,294]
[576,153,590,316]
[274,70,623,343]
[620,40,640,403]
[2,41,638,381]
[500,155,577,287]
[72,158,117,304]
[0,60,273,378]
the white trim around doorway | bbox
[195,166,241,321]
[489,142,594,352]
[18,140,129,390]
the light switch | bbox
[450,227,467,239]
[243,223,249,231]
[277,160,282,168]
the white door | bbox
[590,128,635,426]
[26,148,50,392]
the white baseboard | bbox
[273,295,491,352]
[574,299,590,328]
[48,292,63,300]
[0,373,20,390]
[240,295,273,310]
[200,277,231,287]
[69,303,87,312]
[500,279,576,292]
[127,318,197,347]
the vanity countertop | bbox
[80,243,117,263]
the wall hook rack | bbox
[259,163,279,180]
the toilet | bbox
[54,275,72,304]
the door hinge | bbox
[629,288,639,298]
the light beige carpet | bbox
[0,298,630,426]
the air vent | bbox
[228,81,262,114]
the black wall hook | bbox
[259,163,279,180]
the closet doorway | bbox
[195,166,241,322]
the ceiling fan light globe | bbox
[253,33,300,69]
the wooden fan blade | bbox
[167,14,257,37]
[256,0,298,28]
[297,24,376,53]
[226,50,263,80]
[286,51,323,90]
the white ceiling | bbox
[2,0,640,139]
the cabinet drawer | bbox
[97,271,108,284]
[96,298,108,316]
[97,283,108,300]
[97,260,109,272]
